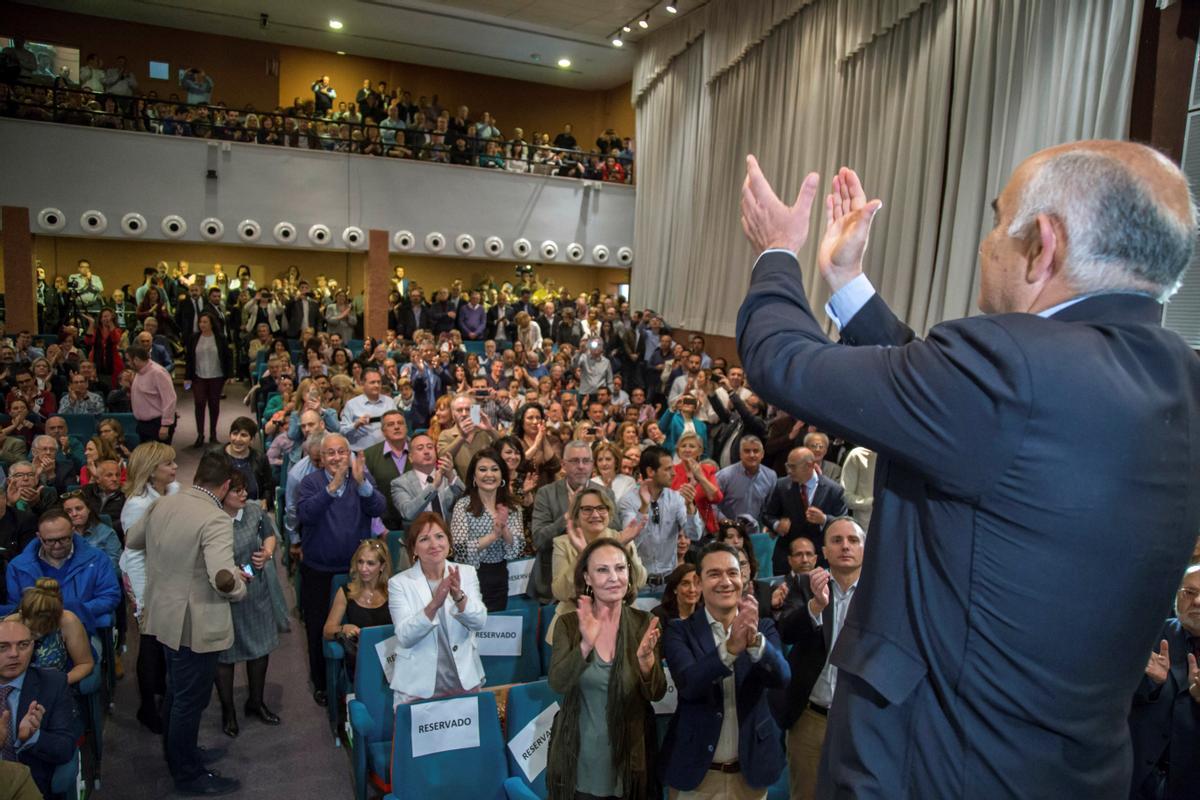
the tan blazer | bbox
[545,530,646,645]
[126,487,246,653]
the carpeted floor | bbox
[99,393,357,799]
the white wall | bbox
[0,118,636,267]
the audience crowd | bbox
[0,254,1194,799]
[0,45,636,182]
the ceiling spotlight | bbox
[611,36,624,47]
[328,19,343,30]
[557,58,571,68]
[638,15,649,28]
[622,24,632,32]
[336,50,346,55]
[666,3,678,12]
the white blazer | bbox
[387,561,488,704]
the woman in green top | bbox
[546,538,666,800]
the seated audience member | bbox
[387,512,487,707]
[7,578,93,687]
[773,517,865,800]
[322,539,392,678]
[295,434,385,706]
[448,450,526,611]
[1,399,39,455]
[761,446,848,575]
[57,370,105,416]
[80,436,123,487]
[661,542,790,798]
[4,462,57,522]
[29,436,74,497]
[672,432,723,534]
[390,433,464,530]
[651,562,701,628]
[545,538,666,799]
[1128,565,1200,799]
[60,491,121,578]
[546,487,646,643]
[715,436,776,524]
[42,416,84,472]
[617,446,703,592]
[2,509,120,635]
[0,618,81,798]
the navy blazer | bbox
[660,610,790,791]
[737,251,1200,798]
[769,573,831,730]
[761,474,847,570]
[16,666,80,797]
[1127,618,1199,799]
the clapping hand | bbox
[565,516,587,553]
[577,595,601,657]
[804,506,826,526]
[741,154,821,256]
[18,701,44,743]
[809,567,832,614]
[817,167,884,293]
[728,594,760,655]
[1145,640,1171,684]
[1186,653,1200,702]
[494,504,512,542]
[446,565,463,600]
[350,454,366,485]
[636,617,661,677]
[619,513,647,544]
[678,482,697,508]
[771,580,789,610]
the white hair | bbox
[1176,564,1200,618]
[1007,150,1197,300]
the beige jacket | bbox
[126,487,246,652]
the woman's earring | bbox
[500,479,507,487]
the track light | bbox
[638,14,649,28]
[666,3,678,12]
[328,19,343,30]
[612,35,623,47]
[623,24,632,32]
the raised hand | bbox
[817,167,884,292]
[619,513,648,544]
[565,516,587,553]
[809,567,831,614]
[771,580,790,610]
[636,617,661,676]
[18,701,44,742]
[740,154,821,255]
[577,595,602,657]
[446,565,463,601]
[1187,652,1200,702]
[494,504,512,542]
[678,482,697,507]
[1145,639,1171,684]
[350,454,366,485]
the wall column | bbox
[362,229,390,339]
[1,207,37,334]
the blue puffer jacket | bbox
[1,533,122,632]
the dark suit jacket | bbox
[761,474,847,571]
[395,302,430,340]
[175,296,206,343]
[1127,618,1199,799]
[486,303,515,342]
[15,666,81,797]
[770,572,832,729]
[363,440,410,531]
[661,611,790,791]
[286,296,323,338]
[536,314,555,340]
[737,250,1200,798]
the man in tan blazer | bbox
[126,451,246,796]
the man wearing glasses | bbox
[1128,565,1200,798]
[5,462,56,517]
[618,445,703,594]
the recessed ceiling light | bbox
[638,15,649,28]
[336,50,346,55]
[328,19,343,30]
[622,24,632,32]
[611,36,624,47]
[557,58,571,68]
[666,3,678,12]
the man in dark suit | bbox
[511,288,537,319]
[661,542,790,796]
[486,291,515,343]
[202,287,227,338]
[1127,565,1200,799]
[362,411,410,534]
[737,143,1200,798]
[536,301,557,340]
[395,288,429,341]
[772,518,864,800]
[0,619,81,798]
[761,447,847,575]
[286,281,323,339]
[175,282,205,344]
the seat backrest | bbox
[537,602,557,677]
[353,624,396,740]
[329,573,350,603]
[59,414,96,439]
[479,603,539,687]
[391,691,507,799]
[503,679,562,797]
[750,533,775,578]
[386,530,406,576]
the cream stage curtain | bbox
[630,0,1142,336]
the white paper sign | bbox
[410,695,480,758]
[507,558,535,596]
[651,665,678,715]
[375,635,400,683]
[477,614,523,656]
[506,701,559,783]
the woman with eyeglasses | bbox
[323,538,392,679]
[214,471,285,737]
[449,449,527,611]
[545,537,666,800]
[546,487,646,644]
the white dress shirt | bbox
[807,577,858,708]
[705,608,764,763]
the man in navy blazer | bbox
[0,619,80,797]
[737,141,1200,799]
[761,446,847,573]
[661,542,791,796]
[1127,566,1200,799]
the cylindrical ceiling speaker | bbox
[308,224,331,246]
[273,222,296,243]
[566,242,584,262]
[455,234,476,255]
[37,208,66,233]
[425,232,446,252]
[200,217,224,241]
[237,219,262,243]
[540,240,559,261]
[512,238,532,258]
[393,230,415,251]
[484,236,505,257]
[592,245,610,263]
[342,226,365,248]
[162,215,187,238]
[616,246,633,266]
[80,210,108,234]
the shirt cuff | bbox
[747,633,765,663]
[717,640,738,669]
[808,602,824,627]
[18,727,40,752]
[823,273,876,331]
[357,481,374,498]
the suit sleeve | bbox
[663,619,735,702]
[737,251,1034,498]
[531,488,566,551]
[389,579,439,649]
[24,672,79,766]
[200,515,246,602]
[550,537,576,603]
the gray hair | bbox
[824,515,867,543]
[563,439,592,458]
[1007,150,1197,300]
[31,435,55,450]
[739,435,763,450]
[305,431,326,456]
[1176,564,1200,618]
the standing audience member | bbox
[340,368,396,453]
[661,542,790,798]
[651,562,701,627]
[295,434,385,706]
[125,451,247,795]
[715,436,776,523]
[387,512,487,707]
[1128,565,1200,799]
[617,446,703,592]
[546,537,666,800]
[672,432,723,534]
[186,312,230,448]
[128,344,176,444]
[531,440,608,602]
[449,450,526,611]
[322,539,392,679]
[390,433,463,530]
[362,410,410,535]
[438,393,499,481]
[773,518,865,800]
[761,447,848,575]
[838,447,876,532]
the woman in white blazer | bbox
[387,511,488,707]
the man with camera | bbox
[285,281,322,338]
[339,368,396,453]
[575,336,613,397]
[311,75,337,115]
[179,67,213,105]
[68,259,103,313]
[241,288,286,336]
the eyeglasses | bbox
[41,536,72,546]
[578,505,608,517]
[1179,587,1200,601]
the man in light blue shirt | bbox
[617,445,703,585]
[715,435,777,523]
[179,68,214,105]
[339,369,396,452]
[380,105,406,150]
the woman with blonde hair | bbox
[323,538,392,678]
[118,440,179,733]
[427,394,453,443]
[8,578,93,686]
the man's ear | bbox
[1025,213,1064,286]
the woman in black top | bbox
[323,539,392,676]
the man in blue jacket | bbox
[737,142,1199,798]
[2,509,120,633]
[661,542,790,797]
